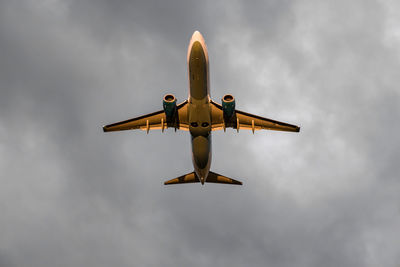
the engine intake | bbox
[221,94,235,118]
[163,94,177,118]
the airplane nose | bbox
[191,30,204,42]
[187,30,208,64]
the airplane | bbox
[103,31,300,185]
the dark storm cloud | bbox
[1,0,399,266]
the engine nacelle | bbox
[163,94,177,118]
[221,94,235,118]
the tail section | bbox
[164,171,242,185]
[206,171,242,185]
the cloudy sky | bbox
[1,0,400,266]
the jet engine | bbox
[163,94,177,118]
[221,94,235,118]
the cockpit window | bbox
[201,122,209,127]
[191,122,198,127]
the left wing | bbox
[103,101,189,132]
[210,100,300,133]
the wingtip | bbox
[164,179,175,185]
[102,126,108,132]
[232,179,243,185]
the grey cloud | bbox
[0,0,400,266]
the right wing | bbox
[210,100,300,132]
[103,100,189,132]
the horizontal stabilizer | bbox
[206,171,242,185]
[164,172,200,185]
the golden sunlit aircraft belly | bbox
[188,41,209,100]
[187,33,211,183]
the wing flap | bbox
[103,110,165,132]
[235,109,300,132]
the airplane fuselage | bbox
[187,31,211,184]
